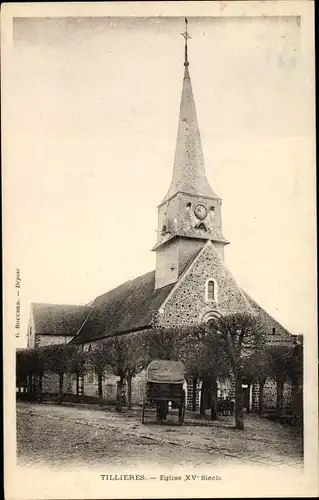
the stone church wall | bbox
[131,370,147,405]
[263,378,292,408]
[82,370,120,399]
[41,372,74,394]
[156,242,253,329]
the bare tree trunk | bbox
[210,378,218,421]
[76,372,79,396]
[201,378,213,417]
[116,378,124,412]
[200,382,205,416]
[58,373,64,404]
[192,377,197,412]
[258,378,265,414]
[98,373,103,401]
[127,375,132,410]
[235,375,244,430]
[37,372,43,403]
[276,377,285,417]
[27,373,33,394]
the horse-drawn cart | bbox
[141,360,186,425]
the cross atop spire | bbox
[180,17,191,67]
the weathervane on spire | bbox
[180,17,191,67]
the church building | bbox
[26,20,295,410]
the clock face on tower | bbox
[194,204,207,220]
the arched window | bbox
[203,310,221,328]
[205,278,218,303]
[208,280,215,299]
[206,316,216,328]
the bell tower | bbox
[153,19,229,290]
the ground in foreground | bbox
[17,402,303,470]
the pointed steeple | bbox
[162,18,219,203]
[154,19,228,290]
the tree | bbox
[147,326,193,361]
[16,349,30,394]
[103,332,149,410]
[267,344,293,417]
[180,327,205,412]
[42,344,78,403]
[123,333,149,410]
[199,329,231,420]
[180,325,230,419]
[147,325,232,420]
[70,346,88,398]
[208,312,264,430]
[16,348,46,400]
[87,344,110,401]
[147,326,201,411]
[242,349,271,414]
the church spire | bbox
[162,18,219,204]
[154,19,228,290]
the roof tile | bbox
[71,271,175,344]
[32,303,91,336]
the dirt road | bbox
[17,402,303,470]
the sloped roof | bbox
[242,291,292,339]
[32,303,91,336]
[71,271,175,344]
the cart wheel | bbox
[141,404,145,424]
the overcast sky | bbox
[5,15,315,347]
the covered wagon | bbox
[141,360,186,425]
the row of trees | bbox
[16,333,147,409]
[16,313,303,430]
[148,313,303,429]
